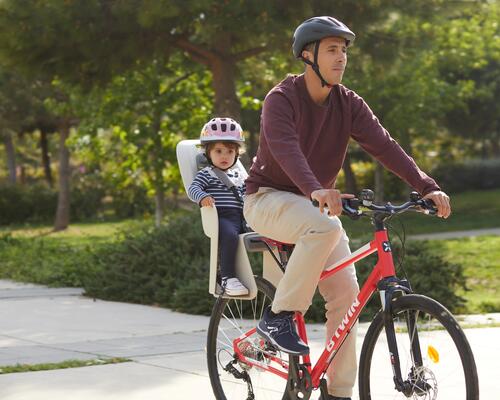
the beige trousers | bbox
[244,188,359,398]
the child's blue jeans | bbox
[217,207,245,278]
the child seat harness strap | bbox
[210,167,244,203]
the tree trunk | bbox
[40,130,53,187]
[54,123,71,231]
[374,161,384,202]
[247,129,258,161]
[210,32,241,119]
[19,165,26,184]
[211,57,241,119]
[342,152,358,195]
[2,130,16,184]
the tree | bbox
[42,81,85,230]
[0,129,16,183]
[337,1,485,199]
[0,68,32,184]
[75,56,213,225]
[0,0,310,119]
[436,2,500,157]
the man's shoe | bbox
[256,306,309,355]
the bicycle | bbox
[206,189,479,400]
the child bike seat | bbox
[176,139,264,299]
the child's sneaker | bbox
[222,277,249,296]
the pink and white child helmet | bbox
[200,117,245,144]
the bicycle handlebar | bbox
[312,191,438,220]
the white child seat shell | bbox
[176,139,265,299]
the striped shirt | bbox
[188,167,245,209]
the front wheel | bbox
[359,294,479,400]
[207,276,292,400]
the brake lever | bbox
[416,199,438,215]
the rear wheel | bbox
[207,276,291,400]
[359,294,479,399]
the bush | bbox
[355,240,466,321]
[0,180,106,224]
[0,183,58,224]
[0,173,153,225]
[305,240,466,323]
[0,233,96,287]
[83,212,214,314]
[70,171,106,220]
[432,158,500,193]
[82,212,466,321]
[0,209,468,321]
[108,185,154,218]
[335,161,415,201]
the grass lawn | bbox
[0,219,140,246]
[341,189,500,238]
[428,235,500,314]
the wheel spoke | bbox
[358,294,478,400]
[207,277,288,400]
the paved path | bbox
[409,227,500,240]
[0,280,498,399]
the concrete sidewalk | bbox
[0,279,498,399]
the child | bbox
[188,117,249,296]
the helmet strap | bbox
[301,40,333,88]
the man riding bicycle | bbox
[243,16,451,400]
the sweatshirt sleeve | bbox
[350,93,440,196]
[187,170,211,204]
[262,92,323,197]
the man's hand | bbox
[423,191,451,218]
[311,189,355,216]
[200,196,215,207]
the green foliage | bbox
[0,234,95,287]
[306,239,466,323]
[428,235,500,314]
[0,208,485,321]
[432,158,500,193]
[83,212,213,314]
[82,211,466,321]
[0,183,56,224]
[0,0,308,84]
[69,56,213,221]
[436,2,500,156]
[335,159,409,200]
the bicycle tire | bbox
[358,294,479,400]
[207,275,292,400]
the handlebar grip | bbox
[311,198,361,219]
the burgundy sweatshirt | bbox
[246,74,440,197]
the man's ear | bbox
[301,49,312,62]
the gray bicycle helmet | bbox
[292,16,355,87]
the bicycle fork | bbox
[379,277,425,396]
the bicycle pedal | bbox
[263,341,278,354]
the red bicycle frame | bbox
[233,229,397,388]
